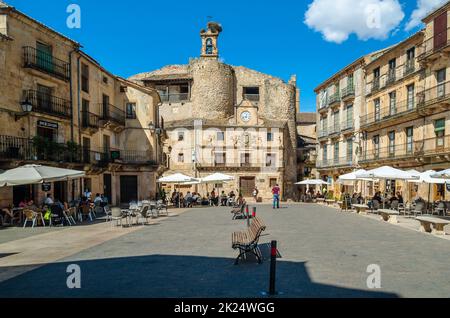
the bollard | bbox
[269,240,277,295]
[246,205,250,227]
[252,207,257,218]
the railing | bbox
[243,94,260,102]
[0,136,34,160]
[418,27,450,60]
[23,90,71,118]
[417,81,450,108]
[341,119,354,131]
[115,150,154,164]
[404,61,416,77]
[0,135,155,166]
[360,98,417,127]
[328,92,340,106]
[23,47,70,81]
[360,143,415,163]
[159,93,190,103]
[317,157,353,168]
[328,123,340,135]
[386,70,396,85]
[318,130,328,139]
[366,62,419,95]
[99,103,126,126]
[81,111,100,129]
[341,86,355,99]
[415,135,450,156]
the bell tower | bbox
[200,22,222,59]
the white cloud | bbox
[304,0,405,44]
[405,0,448,31]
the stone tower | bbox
[200,22,222,59]
[191,22,234,119]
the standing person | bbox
[84,188,92,200]
[252,187,259,202]
[272,184,281,209]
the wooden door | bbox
[240,177,255,197]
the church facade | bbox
[130,22,299,200]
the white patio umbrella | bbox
[356,166,418,208]
[0,164,85,187]
[431,169,450,179]
[157,173,198,207]
[295,179,329,185]
[408,170,450,212]
[201,173,234,183]
[356,166,418,180]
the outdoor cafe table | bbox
[325,199,335,206]
[378,209,399,224]
[352,204,369,215]
[316,198,325,204]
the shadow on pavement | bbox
[0,254,398,298]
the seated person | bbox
[185,192,193,207]
[19,199,28,208]
[44,194,54,206]
[220,191,228,206]
[396,192,404,204]
[93,194,102,206]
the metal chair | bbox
[81,205,93,222]
[23,209,37,228]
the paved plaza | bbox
[0,204,450,298]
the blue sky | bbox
[4,0,437,111]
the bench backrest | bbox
[247,217,266,243]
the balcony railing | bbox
[386,70,396,85]
[81,111,100,129]
[99,103,125,126]
[417,81,450,108]
[404,61,416,77]
[328,92,341,106]
[243,94,260,102]
[23,47,70,81]
[341,119,354,131]
[415,135,450,156]
[0,135,155,166]
[360,98,417,127]
[418,28,450,60]
[23,90,71,119]
[366,63,419,96]
[318,130,328,139]
[360,143,415,163]
[317,157,353,168]
[159,93,190,103]
[328,123,340,136]
[341,86,355,99]
[114,150,155,164]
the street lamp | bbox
[15,98,33,121]
[20,99,33,112]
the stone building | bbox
[314,0,450,201]
[296,112,317,182]
[130,22,299,200]
[0,3,163,206]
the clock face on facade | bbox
[241,111,251,122]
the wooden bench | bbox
[232,217,266,265]
[352,204,369,215]
[378,209,399,224]
[416,216,450,235]
[231,204,246,220]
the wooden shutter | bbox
[434,12,448,50]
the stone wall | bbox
[190,58,234,119]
